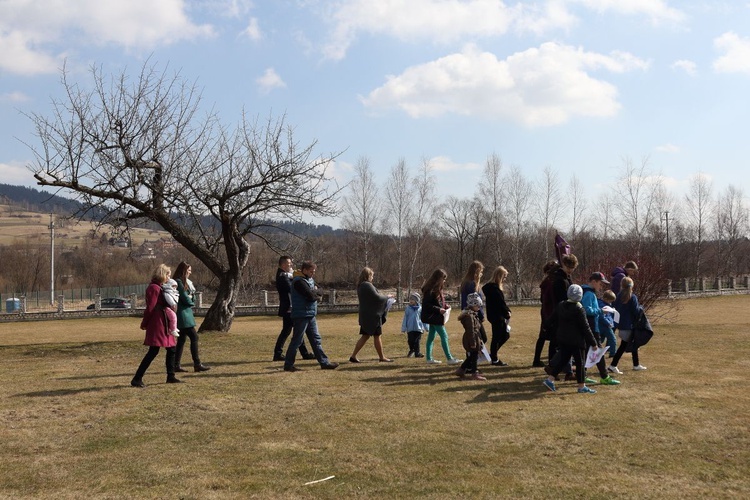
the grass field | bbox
[0,295,748,499]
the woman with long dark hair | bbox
[172,261,210,373]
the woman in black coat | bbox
[349,267,393,363]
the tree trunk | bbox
[199,271,240,332]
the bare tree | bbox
[684,172,713,278]
[536,165,563,259]
[406,158,436,294]
[478,153,506,263]
[341,156,382,268]
[27,62,340,331]
[569,175,588,239]
[613,156,663,255]
[382,158,413,301]
[714,185,749,275]
[504,166,533,287]
[438,196,480,278]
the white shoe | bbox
[633,365,648,371]
[607,365,623,375]
[447,358,463,365]
[426,359,442,364]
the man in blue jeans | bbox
[284,260,339,372]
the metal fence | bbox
[1,284,148,309]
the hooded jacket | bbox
[459,308,487,352]
[546,300,598,349]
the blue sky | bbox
[1,0,749,229]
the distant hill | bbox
[0,183,344,238]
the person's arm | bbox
[498,289,511,319]
[577,306,600,347]
[293,278,318,302]
[581,290,598,318]
[140,284,159,329]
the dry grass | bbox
[0,296,748,499]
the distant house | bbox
[134,241,157,260]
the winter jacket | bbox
[581,284,601,334]
[481,282,511,326]
[460,309,487,352]
[421,291,448,325]
[546,300,598,349]
[291,273,319,319]
[614,292,640,330]
[402,305,425,333]
[610,267,627,295]
[140,280,175,348]
[550,267,573,307]
[175,278,196,330]
[358,281,389,334]
[460,281,485,321]
[539,273,557,322]
[275,267,293,317]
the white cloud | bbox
[361,43,648,127]
[655,143,680,153]
[0,0,214,75]
[241,17,262,40]
[568,0,686,24]
[0,91,32,103]
[671,59,697,76]
[256,68,286,94]
[428,156,482,172]
[0,162,36,186]
[713,32,750,74]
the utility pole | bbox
[49,214,55,305]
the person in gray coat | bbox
[349,267,394,363]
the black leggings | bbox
[134,346,176,380]
[489,319,509,362]
[611,340,639,367]
[174,326,201,368]
[460,351,479,374]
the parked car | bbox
[86,297,132,310]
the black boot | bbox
[131,378,145,388]
[166,374,183,383]
[194,364,211,372]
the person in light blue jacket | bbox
[581,272,620,386]
[402,292,427,358]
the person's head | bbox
[561,254,578,274]
[300,260,317,278]
[409,292,421,306]
[588,271,610,291]
[619,277,634,303]
[466,292,483,311]
[357,267,374,286]
[152,263,171,284]
[567,284,583,303]
[624,261,638,276]
[462,261,484,286]
[422,268,448,296]
[491,266,509,288]
[278,255,293,273]
[602,290,616,304]
[543,260,560,275]
[173,261,192,284]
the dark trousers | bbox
[460,350,479,374]
[407,330,423,354]
[174,326,201,368]
[274,314,310,357]
[533,321,549,363]
[612,340,639,367]
[550,345,585,384]
[489,319,509,362]
[134,346,176,381]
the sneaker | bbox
[600,376,621,385]
[414,353,424,358]
[447,358,463,365]
[577,386,597,394]
[454,367,466,378]
[426,359,442,364]
[543,379,556,392]
[407,351,415,358]
[607,365,623,375]
[471,373,487,381]
[633,365,648,371]
[584,377,598,385]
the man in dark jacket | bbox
[544,254,578,377]
[284,261,339,372]
[272,256,314,361]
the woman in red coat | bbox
[131,264,181,387]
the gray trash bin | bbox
[5,298,20,313]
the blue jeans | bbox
[285,316,329,368]
[602,326,617,356]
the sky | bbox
[1,0,749,229]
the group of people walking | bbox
[131,256,647,393]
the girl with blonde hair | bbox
[482,266,512,366]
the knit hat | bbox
[466,292,483,308]
[567,284,583,303]
[409,292,421,304]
